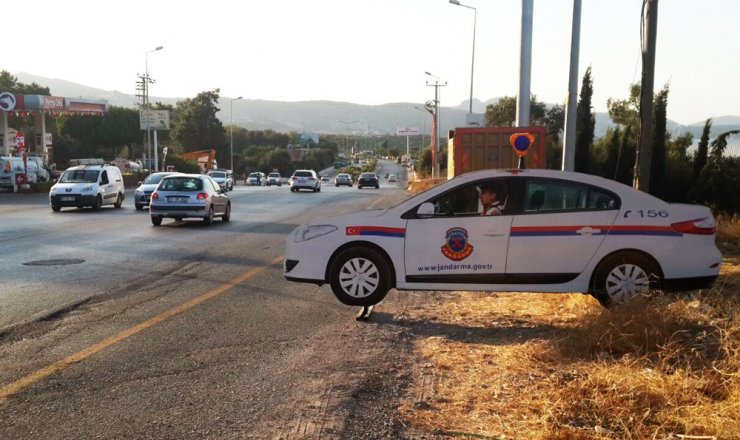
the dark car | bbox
[357,172,379,189]
[149,174,230,226]
[134,172,181,210]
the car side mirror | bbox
[416,202,436,218]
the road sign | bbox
[510,133,535,157]
[396,127,420,136]
[139,110,170,130]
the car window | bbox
[60,169,99,183]
[427,179,509,217]
[160,177,203,192]
[209,172,226,178]
[524,179,618,213]
[143,174,167,185]
[269,173,280,178]
[294,171,312,177]
[100,170,109,184]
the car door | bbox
[505,177,620,283]
[207,178,227,214]
[99,170,115,203]
[404,179,512,285]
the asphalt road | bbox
[0,160,421,439]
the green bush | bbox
[30,181,54,193]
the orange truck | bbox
[178,150,218,173]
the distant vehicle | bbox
[149,174,230,226]
[321,175,331,182]
[0,156,50,189]
[357,172,379,189]
[207,169,234,191]
[49,164,125,212]
[134,172,181,210]
[266,172,282,186]
[284,168,722,308]
[388,174,397,183]
[178,150,218,173]
[334,173,352,187]
[290,169,321,192]
[247,172,265,186]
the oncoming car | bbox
[149,174,231,226]
[284,169,722,308]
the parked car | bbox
[284,168,722,308]
[49,164,125,212]
[388,174,397,183]
[334,173,352,187]
[357,172,379,189]
[134,172,181,210]
[266,172,282,186]
[321,175,331,182]
[289,169,321,192]
[247,172,265,186]
[149,174,230,226]
[207,170,234,191]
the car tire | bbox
[203,207,214,225]
[151,216,162,226]
[335,183,339,187]
[375,184,379,189]
[92,194,102,211]
[590,252,661,307]
[51,205,61,212]
[135,204,144,211]
[114,193,123,208]
[222,203,231,222]
[329,246,392,307]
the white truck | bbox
[0,156,50,190]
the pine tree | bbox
[574,67,595,173]
[692,118,711,180]
[649,86,669,199]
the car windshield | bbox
[143,173,168,185]
[249,173,261,178]
[361,173,375,178]
[59,169,99,183]
[269,173,280,178]
[208,172,226,178]
[159,177,203,192]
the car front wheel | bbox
[590,252,661,307]
[329,247,392,307]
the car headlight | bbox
[49,186,57,195]
[82,185,93,192]
[294,225,337,242]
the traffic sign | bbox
[509,133,535,157]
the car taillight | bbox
[308,177,315,181]
[197,193,208,200]
[151,192,159,200]
[671,217,715,235]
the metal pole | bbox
[229,96,242,172]
[562,0,582,171]
[516,0,533,127]
[636,0,659,192]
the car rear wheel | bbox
[329,247,392,307]
[203,207,214,225]
[151,216,162,226]
[222,203,231,222]
[135,204,144,211]
[591,252,661,307]
[51,205,61,212]
[113,193,123,208]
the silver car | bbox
[149,174,231,226]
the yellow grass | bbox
[397,217,740,439]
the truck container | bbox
[446,126,547,178]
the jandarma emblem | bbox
[441,227,474,261]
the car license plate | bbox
[61,196,75,201]
[168,196,188,202]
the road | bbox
[0,160,420,439]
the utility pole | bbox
[425,74,446,179]
[516,0,534,127]
[561,0,582,171]
[635,0,659,191]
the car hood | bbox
[307,208,389,227]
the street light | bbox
[338,120,359,155]
[425,72,446,179]
[449,0,477,115]
[230,96,243,172]
[145,45,163,171]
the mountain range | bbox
[13,72,740,140]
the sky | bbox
[3,0,738,126]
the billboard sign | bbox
[139,110,170,130]
[396,127,420,136]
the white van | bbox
[48,164,125,212]
[0,156,49,189]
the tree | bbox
[544,104,565,169]
[484,95,547,127]
[574,67,595,173]
[0,71,50,95]
[169,90,225,155]
[693,119,712,180]
[649,85,669,199]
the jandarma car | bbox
[284,169,722,308]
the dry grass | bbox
[397,217,740,439]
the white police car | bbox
[284,169,722,308]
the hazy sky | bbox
[3,0,738,125]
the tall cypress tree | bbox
[649,86,669,198]
[693,118,712,180]
[574,66,595,173]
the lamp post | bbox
[145,46,163,172]
[230,96,243,172]
[449,0,477,116]
[338,120,359,156]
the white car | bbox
[284,169,722,308]
[289,169,321,192]
[207,170,233,191]
[49,164,125,212]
